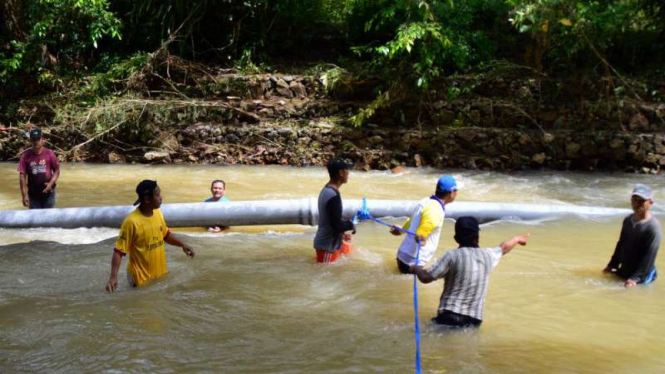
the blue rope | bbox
[355,198,422,374]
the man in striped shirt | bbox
[411,216,529,327]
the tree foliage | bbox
[1,0,121,84]
[350,0,510,88]
[508,0,665,70]
[1,0,664,105]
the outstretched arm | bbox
[500,233,529,255]
[165,230,196,258]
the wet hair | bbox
[211,180,226,189]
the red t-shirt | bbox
[17,148,60,199]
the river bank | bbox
[2,60,664,173]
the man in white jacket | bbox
[391,175,457,273]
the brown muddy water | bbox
[0,163,664,374]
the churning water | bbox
[0,163,663,374]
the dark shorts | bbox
[29,191,56,209]
[397,258,411,274]
[433,310,482,328]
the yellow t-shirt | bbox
[115,208,169,286]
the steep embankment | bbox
[1,58,664,173]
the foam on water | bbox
[0,227,119,246]
[2,164,665,374]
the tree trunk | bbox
[1,0,26,45]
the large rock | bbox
[108,151,125,164]
[532,153,546,164]
[289,81,307,98]
[144,151,170,162]
[276,79,290,89]
[276,87,294,98]
[414,154,424,167]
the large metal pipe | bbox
[0,199,631,229]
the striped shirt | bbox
[427,246,503,321]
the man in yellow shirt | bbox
[391,175,458,273]
[105,180,195,292]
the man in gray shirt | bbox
[313,158,356,263]
[604,184,661,287]
[411,217,529,328]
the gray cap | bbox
[632,184,653,201]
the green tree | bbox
[1,0,121,85]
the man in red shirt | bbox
[17,128,60,209]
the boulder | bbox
[276,87,294,98]
[414,154,424,167]
[391,166,405,174]
[532,153,546,164]
[277,79,290,89]
[144,151,170,162]
[108,151,125,164]
[289,82,307,98]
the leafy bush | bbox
[1,0,122,84]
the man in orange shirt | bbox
[105,180,195,292]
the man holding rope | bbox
[313,157,356,264]
[411,217,529,328]
[392,175,458,273]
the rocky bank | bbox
[1,62,664,174]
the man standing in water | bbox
[603,184,661,288]
[392,175,457,273]
[105,180,196,292]
[313,158,355,263]
[17,128,60,209]
[205,179,230,232]
[411,217,529,328]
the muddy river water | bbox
[0,163,663,374]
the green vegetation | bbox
[2,0,664,126]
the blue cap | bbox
[436,175,457,193]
